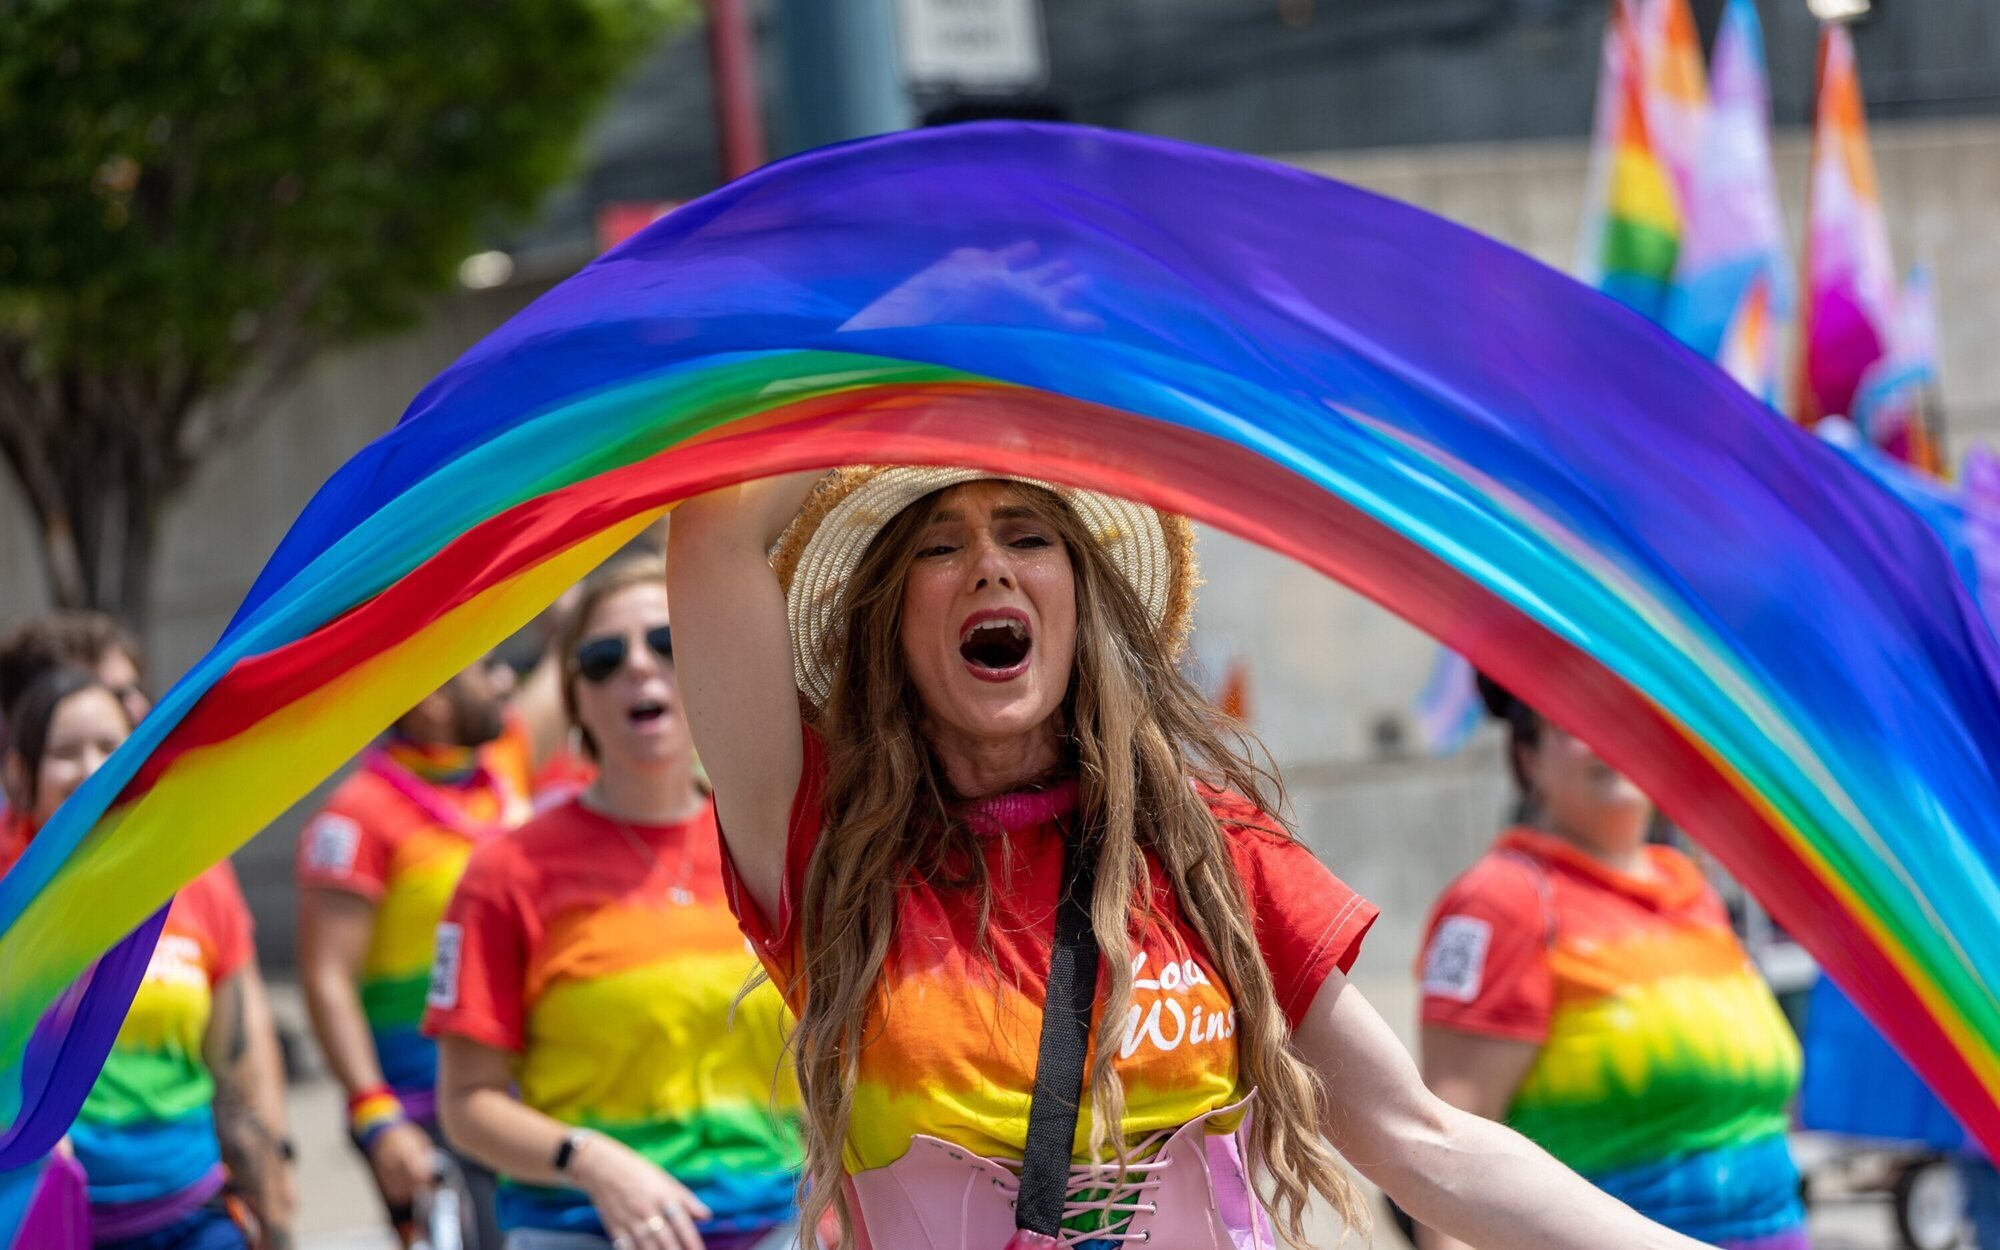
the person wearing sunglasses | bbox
[426,554,803,1250]
[295,654,532,1248]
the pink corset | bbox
[844,1093,1274,1250]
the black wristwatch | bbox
[553,1128,593,1174]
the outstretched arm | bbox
[666,472,822,923]
[1412,1026,1541,1250]
[1293,972,1711,1250]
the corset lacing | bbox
[978,1125,1177,1246]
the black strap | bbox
[1016,824,1102,1236]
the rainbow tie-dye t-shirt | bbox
[69,863,254,1240]
[720,728,1378,1186]
[297,734,532,1110]
[423,797,803,1236]
[1419,829,1805,1248]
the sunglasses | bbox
[575,626,673,684]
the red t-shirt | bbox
[0,814,30,878]
[1414,828,1805,1232]
[719,725,1376,1171]
[294,731,535,1098]
[423,798,802,1234]
[71,861,255,1228]
[1416,828,1736,1043]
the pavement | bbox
[273,979,1930,1250]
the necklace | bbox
[587,792,698,906]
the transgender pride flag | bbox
[1665,0,1791,401]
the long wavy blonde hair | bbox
[790,481,1366,1247]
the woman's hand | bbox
[365,1119,437,1211]
[571,1134,714,1250]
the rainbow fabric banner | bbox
[1796,22,1898,429]
[1665,0,1791,401]
[1577,2,1685,321]
[2,123,2000,1167]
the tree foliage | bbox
[0,0,689,622]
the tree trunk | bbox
[0,364,178,632]
[13,447,161,631]
[24,503,92,613]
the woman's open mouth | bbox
[627,699,670,727]
[959,610,1033,682]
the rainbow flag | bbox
[1,123,1999,1170]
[1577,1,1684,321]
[1795,22,1898,429]
[1818,429,1994,629]
[1665,0,1791,401]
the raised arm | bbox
[666,472,823,923]
[1292,971,1712,1250]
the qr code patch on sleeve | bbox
[427,923,463,1010]
[1420,914,1492,1003]
[303,814,361,874]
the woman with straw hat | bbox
[669,468,1716,1250]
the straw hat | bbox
[770,467,1198,707]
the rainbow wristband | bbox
[348,1087,407,1153]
